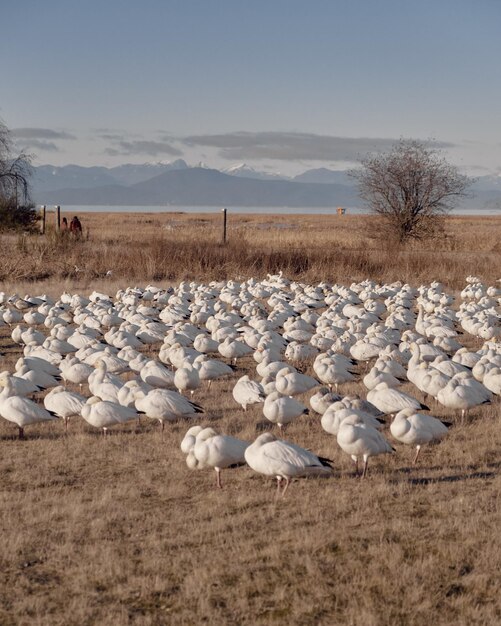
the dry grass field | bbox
[0,212,500,625]
[0,211,500,289]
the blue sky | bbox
[2,0,500,175]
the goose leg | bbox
[18,426,25,440]
[281,477,291,497]
[362,458,369,478]
[216,468,222,489]
[64,417,69,433]
[413,445,421,465]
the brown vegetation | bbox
[0,211,499,290]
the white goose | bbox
[321,403,384,437]
[16,362,61,390]
[43,386,87,431]
[232,375,265,411]
[139,359,175,389]
[180,425,205,455]
[193,356,235,388]
[60,357,94,390]
[192,427,249,488]
[88,360,122,402]
[275,368,319,397]
[336,415,394,477]
[436,373,491,418]
[263,392,308,430]
[81,396,139,435]
[0,370,40,396]
[390,408,450,463]
[367,382,429,415]
[135,389,204,432]
[309,387,342,415]
[0,377,58,438]
[483,367,501,395]
[244,432,333,496]
[174,365,200,396]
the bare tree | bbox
[0,119,33,207]
[350,139,471,243]
[0,120,38,231]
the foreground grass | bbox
[1,325,501,625]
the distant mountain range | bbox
[31,161,501,210]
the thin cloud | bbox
[13,127,76,140]
[183,132,454,162]
[15,139,60,152]
[104,140,183,157]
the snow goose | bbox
[192,427,250,488]
[11,325,28,345]
[0,370,40,396]
[116,378,152,408]
[284,342,318,361]
[81,396,139,435]
[431,355,470,378]
[180,425,204,454]
[275,368,319,397]
[321,403,385,437]
[218,337,253,362]
[363,366,403,391]
[20,327,46,347]
[174,364,200,396]
[16,362,61,390]
[88,360,122,402]
[390,408,450,463]
[43,386,86,431]
[367,382,429,415]
[16,355,60,378]
[139,359,175,389]
[0,376,58,438]
[135,388,203,432]
[436,373,491,419]
[341,396,385,418]
[244,432,333,496]
[483,367,501,395]
[336,415,394,477]
[309,387,342,415]
[232,375,265,410]
[192,356,235,388]
[263,392,308,430]
[193,333,219,354]
[314,360,355,392]
[60,357,94,390]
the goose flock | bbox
[0,273,500,495]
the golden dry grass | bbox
[0,213,500,624]
[0,211,500,290]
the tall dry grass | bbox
[0,211,499,289]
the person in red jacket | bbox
[69,215,82,238]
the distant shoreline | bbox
[36,205,501,216]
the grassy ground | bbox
[0,212,500,289]
[0,213,500,624]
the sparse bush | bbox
[0,201,39,232]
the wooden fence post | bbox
[222,208,227,244]
[40,205,46,234]
[55,205,61,231]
